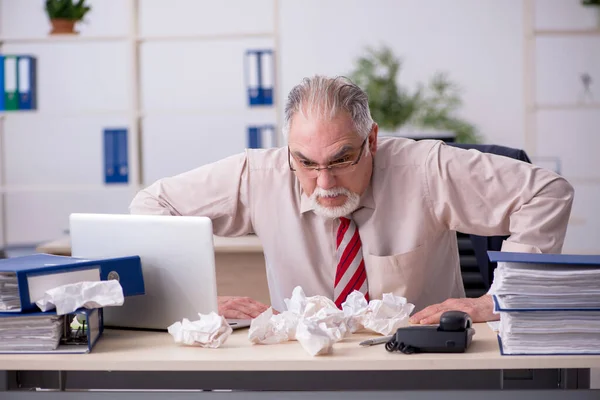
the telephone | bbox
[385,311,475,354]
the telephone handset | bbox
[385,311,475,354]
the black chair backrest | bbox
[447,143,532,296]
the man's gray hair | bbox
[282,75,374,140]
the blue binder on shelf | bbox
[17,55,37,110]
[248,125,276,149]
[103,128,129,184]
[245,49,274,106]
[0,253,145,313]
[0,307,104,354]
[0,54,4,111]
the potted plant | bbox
[45,0,91,35]
[349,45,480,143]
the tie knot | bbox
[339,217,350,224]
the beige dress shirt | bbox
[129,138,574,312]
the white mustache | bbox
[312,187,350,198]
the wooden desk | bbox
[0,324,598,397]
[36,235,271,305]
[0,323,599,372]
[0,324,600,371]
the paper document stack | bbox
[0,313,63,352]
[488,251,600,355]
[0,308,103,354]
[0,272,20,311]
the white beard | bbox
[309,187,361,219]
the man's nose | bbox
[316,168,337,190]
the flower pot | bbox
[49,18,78,35]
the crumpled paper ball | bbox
[168,312,232,348]
[250,286,357,356]
[250,286,415,356]
[36,280,124,315]
[342,291,415,335]
[248,308,299,344]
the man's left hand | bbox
[408,295,499,325]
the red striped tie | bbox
[334,217,369,309]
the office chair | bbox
[447,142,532,297]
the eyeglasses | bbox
[288,137,368,177]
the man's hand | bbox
[408,295,499,325]
[217,296,270,319]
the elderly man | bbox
[129,75,574,324]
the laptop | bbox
[69,213,250,331]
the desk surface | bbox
[2,323,600,372]
[35,234,263,256]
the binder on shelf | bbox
[245,49,274,106]
[3,55,18,111]
[248,125,276,149]
[0,253,145,313]
[17,55,37,110]
[103,128,129,184]
[0,307,104,354]
[0,54,4,111]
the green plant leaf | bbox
[348,45,480,143]
[45,0,91,21]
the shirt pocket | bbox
[364,242,430,303]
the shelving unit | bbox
[0,0,281,247]
[523,0,600,254]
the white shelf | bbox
[0,110,133,118]
[0,32,275,45]
[0,184,135,194]
[137,32,274,42]
[139,108,274,117]
[0,35,129,44]
[533,103,600,111]
[534,29,600,37]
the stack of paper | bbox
[0,272,20,311]
[0,314,63,352]
[488,251,600,355]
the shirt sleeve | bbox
[424,141,574,254]
[128,151,253,237]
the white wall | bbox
[279,0,525,149]
[0,0,598,254]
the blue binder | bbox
[0,54,4,111]
[0,253,145,313]
[17,55,37,110]
[245,49,274,106]
[488,251,600,266]
[0,307,104,354]
[247,125,276,149]
[103,128,129,184]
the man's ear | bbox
[369,123,378,155]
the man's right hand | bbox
[217,296,270,319]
